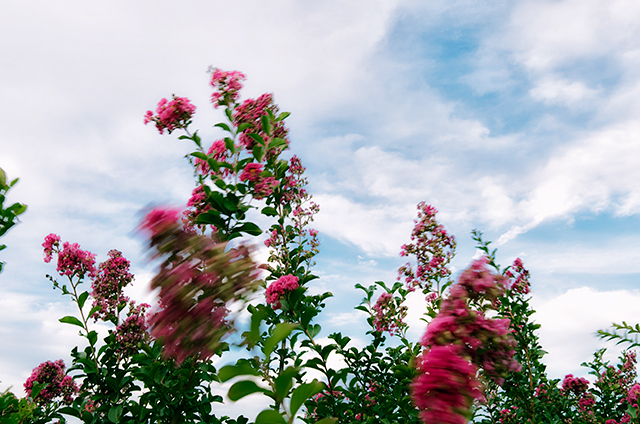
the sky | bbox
[2,0,640,418]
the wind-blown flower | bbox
[144,95,196,134]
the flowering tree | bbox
[3,69,640,424]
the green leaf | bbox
[78,291,90,309]
[88,305,101,320]
[248,133,266,146]
[235,222,262,236]
[269,138,288,150]
[191,151,209,161]
[309,324,321,339]
[108,405,123,423]
[260,115,272,135]
[87,330,98,346]
[290,380,324,417]
[276,112,290,121]
[215,122,232,132]
[0,168,5,188]
[255,409,287,424]
[238,122,252,132]
[248,307,267,346]
[274,366,297,401]
[263,323,297,358]
[218,362,260,382]
[253,145,264,162]
[261,207,278,217]
[58,406,82,418]
[59,316,84,328]
[315,419,338,424]
[224,137,235,152]
[227,380,266,401]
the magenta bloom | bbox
[210,68,246,108]
[139,207,182,238]
[24,360,78,405]
[265,275,299,309]
[412,345,481,424]
[56,241,97,279]
[144,95,196,134]
[114,302,149,356]
[372,292,407,336]
[90,249,134,322]
[239,163,264,183]
[42,233,61,263]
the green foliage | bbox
[0,167,27,273]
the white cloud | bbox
[529,76,601,107]
[532,287,640,379]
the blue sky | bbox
[2,0,640,417]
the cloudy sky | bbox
[2,0,640,416]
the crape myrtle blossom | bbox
[398,202,455,292]
[233,93,289,153]
[90,249,133,322]
[139,206,260,363]
[372,292,407,336]
[43,234,97,279]
[412,258,520,424]
[144,95,196,135]
[265,274,299,309]
[504,257,531,294]
[114,301,150,357]
[209,68,246,108]
[24,360,78,406]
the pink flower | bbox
[562,374,590,396]
[265,275,299,309]
[239,163,264,183]
[114,302,149,356]
[90,250,133,322]
[144,95,196,135]
[209,68,246,108]
[42,233,61,263]
[56,241,97,279]
[139,207,182,238]
[412,344,481,424]
[372,292,407,336]
[24,360,78,405]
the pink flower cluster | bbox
[372,292,407,336]
[46,236,97,279]
[239,163,279,199]
[398,202,456,291]
[562,374,590,396]
[194,140,229,178]
[504,257,531,294]
[412,344,481,424]
[209,68,246,108]
[412,258,520,424]
[233,93,289,152]
[114,302,149,356]
[42,233,61,263]
[24,360,78,405]
[90,249,133,322]
[182,185,212,232]
[265,275,299,309]
[144,95,196,135]
[140,206,260,363]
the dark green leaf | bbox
[261,207,278,217]
[228,380,266,401]
[261,115,272,135]
[191,152,209,161]
[235,222,262,236]
[78,291,90,309]
[263,323,297,358]
[276,112,290,121]
[108,405,123,423]
[315,419,338,424]
[58,406,81,418]
[290,380,324,417]
[255,409,287,424]
[218,362,260,382]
